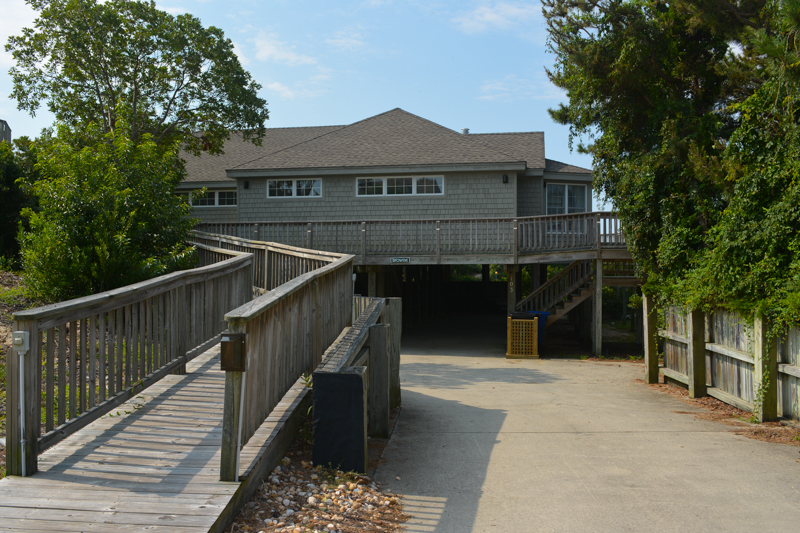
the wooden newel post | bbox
[593,220,603,357]
[687,308,707,398]
[220,326,247,482]
[382,298,403,409]
[9,320,40,476]
[367,324,390,438]
[754,313,778,422]
[643,293,659,384]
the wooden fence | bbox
[653,306,799,421]
[196,211,628,263]
[8,245,253,476]
[219,242,355,481]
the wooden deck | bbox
[0,347,250,532]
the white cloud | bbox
[325,30,366,52]
[266,80,325,100]
[0,0,37,68]
[251,33,316,65]
[453,2,540,34]
[478,74,564,102]
[267,82,296,99]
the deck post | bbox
[513,219,518,265]
[643,293,659,384]
[687,308,707,398]
[506,264,518,314]
[754,312,778,422]
[368,266,377,297]
[361,222,367,264]
[220,324,246,482]
[436,221,441,264]
[368,324,391,438]
[9,320,40,476]
[382,298,403,409]
[307,223,313,249]
[593,220,603,357]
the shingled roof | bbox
[545,158,592,174]
[469,132,545,169]
[230,108,530,173]
[180,108,562,184]
[181,125,343,183]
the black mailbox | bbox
[220,333,247,371]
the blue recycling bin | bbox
[511,311,549,343]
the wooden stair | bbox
[515,259,595,328]
[545,284,594,326]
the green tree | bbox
[544,0,800,326]
[20,121,197,300]
[0,142,25,264]
[6,0,269,155]
[681,1,800,326]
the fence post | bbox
[754,313,778,422]
[687,308,707,398]
[382,298,403,409]
[220,324,247,482]
[368,324,390,438]
[643,293,659,384]
[8,320,40,476]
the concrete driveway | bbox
[374,315,800,533]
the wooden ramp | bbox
[0,347,242,532]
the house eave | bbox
[226,162,528,179]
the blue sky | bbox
[1,0,604,208]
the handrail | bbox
[191,230,344,290]
[219,233,355,481]
[515,259,594,313]
[8,247,253,476]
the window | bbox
[546,184,586,215]
[218,191,237,205]
[358,178,383,196]
[356,176,444,196]
[387,177,412,195]
[268,179,322,198]
[296,179,321,197]
[189,190,237,207]
[416,176,443,195]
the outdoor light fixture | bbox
[244,181,250,189]
[220,333,247,371]
[502,174,509,183]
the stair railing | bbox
[515,260,595,313]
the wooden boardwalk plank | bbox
[0,347,243,532]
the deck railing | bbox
[196,211,627,261]
[192,230,343,290]
[8,246,253,476]
[219,238,354,480]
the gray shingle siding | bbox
[517,176,543,217]
[236,172,517,222]
[189,206,238,223]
